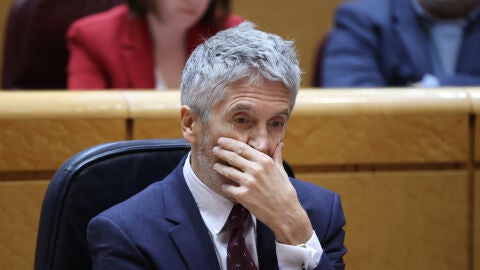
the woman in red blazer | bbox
[66,0,244,90]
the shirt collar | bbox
[183,152,234,235]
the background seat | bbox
[2,0,122,89]
[312,28,331,87]
[34,138,295,270]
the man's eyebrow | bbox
[230,104,252,112]
[277,109,290,118]
[230,104,290,117]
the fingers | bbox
[213,137,285,172]
[212,137,266,189]
[213,137,296,224]
[272,141,284,166]
[212,145,251,170]
[216,137,259,161]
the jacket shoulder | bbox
[223,14,246,29]
[336,0,394,23]
[67,4,130,36]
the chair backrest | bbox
[34,138,295,270]
[2,0,122,89]
[34,139,191,270]
[312,28,332,87]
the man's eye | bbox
[234,117,248,124]
[271,121,285,128]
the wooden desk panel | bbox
[475,174,480,270]
[285,89,470,166]
[285,114,469,166]
[0,119,127,173]
[132,118,183,139]
[0,91,129,176]
[123,91,182,139]
[0,180,49,270]
[0,91,127,119]
[125,90,471,165]
[0,90,474,270]
[297,170,470,270]
[469,90,480,162]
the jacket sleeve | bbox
[314,193,347,270]
[322,4,388,87]
[87,215,153,270]
[66,22,109,90]
[438,73,480,86]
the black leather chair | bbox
[2,0,122,89]
[34,138,295,270]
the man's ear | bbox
[180,105,198,143]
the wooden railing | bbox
[0,89,478,270]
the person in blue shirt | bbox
[320,0,480,87]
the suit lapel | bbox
[393,0,432,75]
[457,18,480,73]
[160,158,281,269]
[163,162,221,270]
[120,16,155,88]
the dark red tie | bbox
[227,204,257,270]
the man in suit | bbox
[321,0,480,87]
[87,22,347,270]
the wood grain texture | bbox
[0,180,49,270]
[298,170,471,270]
[0,119,127,172]
[475,174,480,270]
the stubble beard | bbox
[194,127,230,198]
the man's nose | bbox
[247,127,269,155]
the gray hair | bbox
[180,21,301,121]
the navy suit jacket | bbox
[87,156,347,269]
[322,0,480,87]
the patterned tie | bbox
[227,204,257,270]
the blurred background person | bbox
[66,0,244,90]
[320,0,480,88]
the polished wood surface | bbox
[468,90,480,162]
[123,91,183,139]
[295,88,470,115]
[300,170,470,270]
[0,180,49,270]
[0,119,127,172]
[0,89,478,270]
[0,92,128,174]
[0,91,127,119]
[127,90,471,165]
[475,174,480,270]
[287,89,470,166]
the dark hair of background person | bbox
[127,0,231,28]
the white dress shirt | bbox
[183,152,322,269]
[411,0,480,86]
[154,68,167,90]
